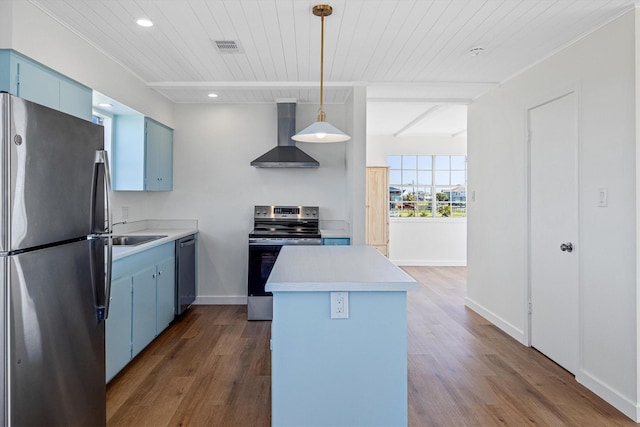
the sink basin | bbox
[111,235,168,246]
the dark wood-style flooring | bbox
[107,267,636,426]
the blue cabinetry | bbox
[112,115,173,191]
[322,237,351,245]
[156,257,176,332]
[145,118,174,191]
[105,275,133,383]
[0,49,92,121]
[105,242,175,382]
[132,264,158,357]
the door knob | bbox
[560,242,573,252]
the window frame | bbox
[388,154,467,219]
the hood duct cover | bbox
[251,103,319,168]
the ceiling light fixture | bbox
[207,93,219,98]
[98,102,113,108]
[136,18,153,27]
[292,4,350,143]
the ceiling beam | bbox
[393,105,442,137]
[147,81,354,90]
[368,98,471,104]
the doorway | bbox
[527,91,579,374]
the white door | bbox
[528,92,579,374]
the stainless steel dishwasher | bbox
[176,234,197,315]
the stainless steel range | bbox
[248,206,321,320]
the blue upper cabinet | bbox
[112,115,173,191]
[145,118,174,191]
[0,50,92,121]
[113,114,145,190]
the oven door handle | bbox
[249,239,322,246]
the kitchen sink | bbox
[111,235,168,246]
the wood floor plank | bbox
[107,267,636,426]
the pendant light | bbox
[292,4,350,143]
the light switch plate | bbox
[597,187,607,207]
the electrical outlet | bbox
[331,292,349,319]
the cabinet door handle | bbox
[152,273,156,278]
[158,270,162,276]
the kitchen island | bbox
[266,245,417,427]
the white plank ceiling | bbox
[31,0,637,135]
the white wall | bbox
[467,9,638,420]
[367,134,467,265]
[0,2,13,46]
[346,85,368,245]
[112,102,350,303]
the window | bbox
[388,155,466,218]
[92,111,113,175]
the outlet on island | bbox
[330,291,349,319]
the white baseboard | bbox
[464,297,525,344]
[391,259,467,267]
[576,370,640,422]
[194,296,247,305]
[465,297,639,423]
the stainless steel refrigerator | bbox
[0,93,112,426]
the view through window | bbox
[388,155,466,218]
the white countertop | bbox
[265,245,417,292]
[319,220,349,238]
[320,229,350,238]
[111,219,198,260]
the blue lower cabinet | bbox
[132,264,158,357]
[105,242,175,382]
[156,256,176,333]
[322,237,351,246]
[105,275,133,383]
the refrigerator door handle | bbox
[91,150,112,234]
[91,150,113,321]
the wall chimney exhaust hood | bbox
[251,102,319,168]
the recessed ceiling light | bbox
[469,47,484,56]
[136,18,153,27]
[98,102,113,108]
[207,93,219,98]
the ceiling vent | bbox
[213,40,244,54]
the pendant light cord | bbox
[318,12,326,122]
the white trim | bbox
[147,80,354,89]
[28,0,150,86]
[464,297,526,344]
[195,296,247,305]
[635,4,640,414]
[492,6,637,96]
[576,371,640,422]
[392,259,466,267]
[389,217,467,224]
